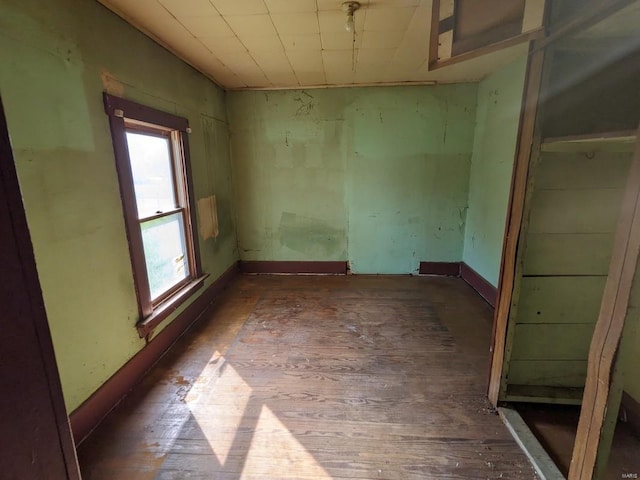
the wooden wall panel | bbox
[569,128,640,480]
[543,47,640,138]
[522,233,614,275]
[511,323,595,360]
[517,276,606,324]
[508,360,588,387]
[504,142,631,398]
[535,152,631,190]
[528,188,626,234]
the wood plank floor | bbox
[77,275,537,479]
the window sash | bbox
[125,128,180,220]
[138,208,192,305]
[125,124,196,305]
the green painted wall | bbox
[228,85,477,274]
[462,57,528,286]
[623,269,640,403]
[0,0,237,411]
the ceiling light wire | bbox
[342,1,361,72]
[352,24,356,71]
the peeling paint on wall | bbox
[278,212,347,258]
[101,69,124,97]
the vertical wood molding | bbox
[0,97,81,479]
[488,43,546,406]
[568,128,640,480]
[428,0,442,68]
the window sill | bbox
[136,274,208,338]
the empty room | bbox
[1,0,639,478]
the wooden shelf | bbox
[541,130,637,153]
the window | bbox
[429,0,545,69]
[104,93,205,337]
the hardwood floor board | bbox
[185,388,493,414]
[80,451,169,480]
[154,472,327,480]
[78,275,536,479]
[157,426,520,454]
[223,361,485,381]
[235,333,456,350]
[221,345,479,362]
[171,410,514,434]
[157,447,534,480]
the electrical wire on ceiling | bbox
[342,1,361,72]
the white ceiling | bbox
[98,0,530,90]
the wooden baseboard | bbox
[419,261,461,276]
[239,260,347,274]
[419,261,497,308]
[621,391,640,436]
[460,262,498,308]
[69,261,239,445]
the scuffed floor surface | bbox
[77,275,537,479]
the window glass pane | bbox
[141,212,190,300]
[126,131,176,218]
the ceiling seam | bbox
[229,0,277,88]
[265,1,301,87]
[315,0,329,85]
[158,0,246,88]
[204,0,265,88]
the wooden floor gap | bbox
[499,406,566,480]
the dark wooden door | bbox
[0,97,81,479]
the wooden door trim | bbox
[487,42,546,405]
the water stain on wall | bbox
[278,212,346,258]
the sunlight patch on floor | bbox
[186,352,252,466]
[241,405,332,479]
